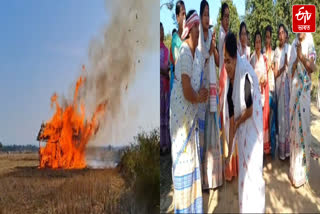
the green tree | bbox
[163,33,172,51]
[119,129,160,213]
[245,0,275,50]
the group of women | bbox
[160,0,317,213]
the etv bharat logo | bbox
[292,5,316,33]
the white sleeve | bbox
[180,52,193,78]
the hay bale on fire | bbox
[37,76,107,169]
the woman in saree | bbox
[289,33,317,188]
[263,25,277,158]
[160,22,170,154]
[170,10,208,213]
[218,2,238,182]
[172,1,186,66]
[238,22,250,61]
[197,0,222,190]
[224,32,265,213]
[274,24,291,160]
[170,1,186,105]
[250,31,270,155]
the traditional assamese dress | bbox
[224,53,265,213]
[250,52,270,154]
[198,23,222,189]
[274,43,291,160]
[288,33,316,188]
[219,25,238,181]
[170,42,203,213]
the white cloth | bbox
[223,53,265,213]
[218,25,227,112]
[250,52,267,107]
[198,23,222,189]
[198,23,217,112]
[274,43,291,160]
[170,42,204,212]
[238,44,250,61]
[288,33,316,187]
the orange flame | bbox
[39,76,106,169]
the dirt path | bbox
[160,103,320,213]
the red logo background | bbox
[292,5,316,33]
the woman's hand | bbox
[293,56,299,70]
[225,153,231,165]
[259,76,265,85]
[291,57,299,78]
[284,53,288,67]
[234,119,238,131]
[211,29,216,50]
[209,30,217,56]
[205,58,209,66]
[297,42,303,61]
[197,88,209,103]
[295,41,317,74]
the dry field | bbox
[0,153,134,214]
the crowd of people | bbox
[160,0,317,213]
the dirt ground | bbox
[0,153,129,214]
[160,103,320,213]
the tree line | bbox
[0,143,38,152]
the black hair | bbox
[239,21,247,37]
[225,32,237,58]
[221,2,229,21]
[160,22,163,28]
[200,0,209,18]
[278,23,286,36]
[176,1,185,16]
[265,25,272,37]
[172,28,177,36]
[254,30,262,47]
[186,10,196,21]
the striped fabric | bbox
[181,12,200,40]
[170,43,203,213]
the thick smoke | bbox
[79,0,158,146]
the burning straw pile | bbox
[37,76,107,169]
[37,0,156,169]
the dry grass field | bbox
[0,129,160,214]
[0,153,134,214]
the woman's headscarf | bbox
[181,11,200,40]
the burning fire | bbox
[38,75,107,169]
